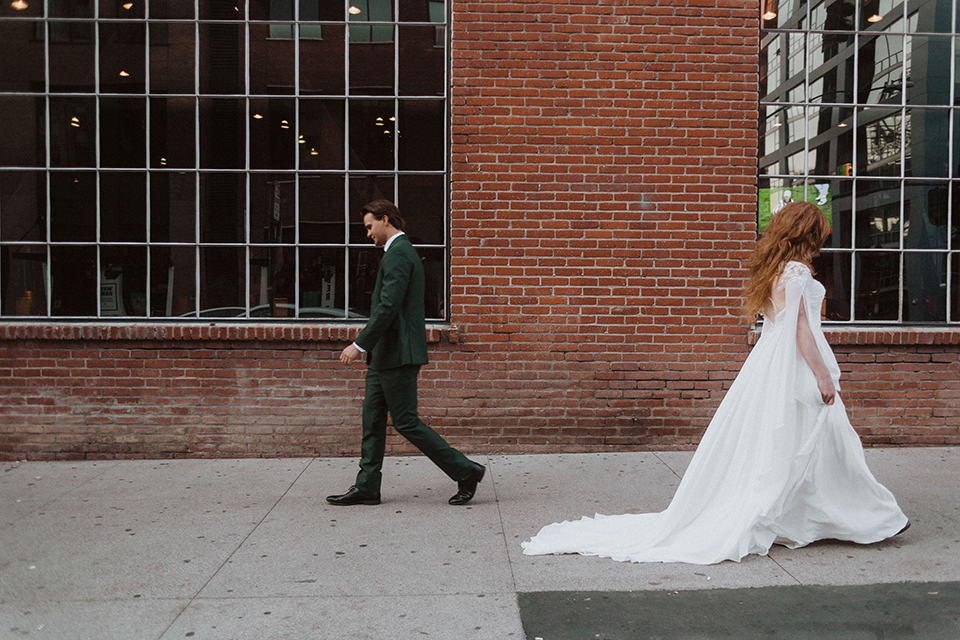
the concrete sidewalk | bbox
[1,447,958,639]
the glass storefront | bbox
[760,0,957,322]
[0,0,449,320]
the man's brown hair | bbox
[361,199,405,232]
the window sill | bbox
[748,325,960,346]
[0,322,460,344]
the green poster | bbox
[758,184,834,232]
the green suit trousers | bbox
[355,364,474,493]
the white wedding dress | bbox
[522,262,908,564]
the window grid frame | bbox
[0,0,451,322]
[760,0,958,324]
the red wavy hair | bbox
[743,201,831,321]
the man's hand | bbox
[340,344,362,365]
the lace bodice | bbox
[763,261,825,325]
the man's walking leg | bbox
[380,365,476,482]
[355,367,390,493]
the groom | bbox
[329,199,485,506]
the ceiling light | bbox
[388,116,396,122]
[160,157,167,165]
[838,122,848,127]
[122,2,133,9]
[280,119,290,129]
[762,0,777,21]
[867,13,883,22]
[348,5,361,14]
[298,135,305,144]
[10,0,27,9]
[310,148,318,155]
[253,113,263,119]
[70,116,80,127]
[119,70,130,77]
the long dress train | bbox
[521,262,908,565]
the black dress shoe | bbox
[326,486,381,506]
[449,462,485,505]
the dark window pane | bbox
[398,100,444,170]
[300,25,345,95]
[151,245,196,316]
[150,171,196,243]
[854,252,900,320]
[416,246,444,319]
[249,24,295,95]
[199,24,244,95]
[99,0,144,19]
[150,23,195,95]
[1,246,48,316]
[0,22,44,91]
[953,109,960,178]
[50,97,96,168]
[855,180,900,248]
[200,172,244,243]
[49,0,94,18]
[400,0,443,22]
[150,97,196,169]
[250,98,296,170]
[48,23,95,92]
[100,171,146,242]
[904,252,946,321]
[200,98,245,169]
[952,253,960,322]
[812,251,851,320]
[50,171,96,242]
[51,245,97,316]
[300,247,347,317]
[250,245,294,316]
[300,99,345,170]
[99,23,146,94]
[857,107,903,177]
[199,246,245,315]
[0,171,46,242]
[398,174,443,244]
[858,35,904,105]
[905,108,949,177]
[903,181,948,248]
[250,173,295,243]
[151,0,194,19]
[199,0,244,20]
[906,36,951,105]
[399,26,444,96]
[349,175,393,242]
[348,246,381,317]
[0,97,45,168]
[100,245,147,316]
[350,19,395,94]
[300,174,345,244]
[349,100,395,170]
[100,98,147,168]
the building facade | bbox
[0,0,957,460]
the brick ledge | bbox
[0,322,460,344]
[748,325,960,346]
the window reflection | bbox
[200,172,245,243]
[151,245,195,317]
[812,251,852,320]
[904,251,946,321]
[855,251,900,320]
[300,175,346,244]
[100,172,147,243]
[100,245,147,316]
[903,181,948,248]
[855,179,900,248]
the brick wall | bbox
[2,0,959,461]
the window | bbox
[759,0,958,322]
[0,0,449,321]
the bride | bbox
[522,202,909,565]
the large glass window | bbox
[760,0,958,323]
[0,0,449,321]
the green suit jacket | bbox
[354,233,429,370]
